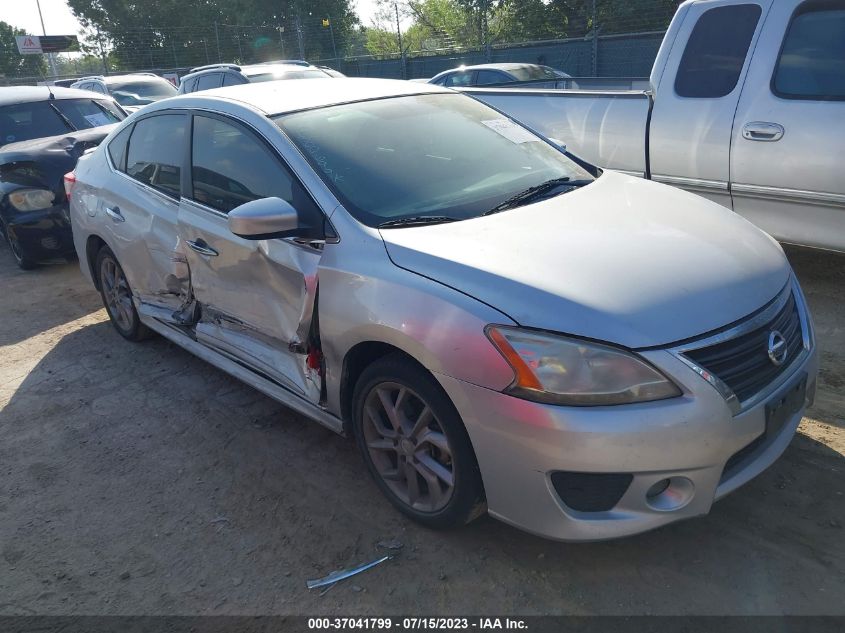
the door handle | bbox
[742,122,785,142]
[186,239,219,257]
[104,206,125,223]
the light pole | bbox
[35,0,59,78]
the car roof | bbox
[103,74,168,83]
[161,77,450,116]
[0,85,110,106]
[241,63,324,76]
[433,63,554,78]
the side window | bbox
[221,73,243,87]
[181,77,197,93]
[107,125,133,170]
[773,1,845,99]
[196,73,222,91]
[476,70,509,85]
[126,114,186,198]
[675,4,762,98]
[444,71,474,87]
[95,83,107,94]
[190,115,323,229]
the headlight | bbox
[486,326,682,406]
[8,189,55,212]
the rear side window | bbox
[221,73,243,87]
[444,71,474,87]
[773,0,845,99]
[108,125,132,170]
[476,70,510,85]
[126,114,185,198]
[190,115,323,228]
[675,4,762,98]
[196,73,222,91]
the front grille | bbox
[684,293,803,404]
[550,472,633,512]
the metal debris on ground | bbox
[306,555,391,591]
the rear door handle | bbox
[105,206,125,223]
[186,239,219,257]
[742,122,785,142]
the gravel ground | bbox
[0,243,842,616]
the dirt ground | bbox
[0,242,842,616]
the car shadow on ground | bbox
[1,319,843,615]
[0,244,103,348]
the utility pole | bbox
[35,0,58,78]
[295,14,305,60]
[214,22,222,62]
[96,27,108,75]
[591,0,599,76]
[323,17,337,67]
[394,2,405,79]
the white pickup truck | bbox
[467,0,845,252]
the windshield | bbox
[0,99,124,146]
[109,79,177,105]
[275,93,594,227]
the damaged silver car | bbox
[69,79,816,541]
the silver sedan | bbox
[67,79,817,540]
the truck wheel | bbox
[96,246,150,342]
[352,354,486,529]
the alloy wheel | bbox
[101,257,134,331]
[361,382,455,512]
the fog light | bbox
[644,476,694,511]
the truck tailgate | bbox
[463,88,651,177]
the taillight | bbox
[63,171,76,202]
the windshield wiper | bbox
[378,216,459,228]
[483,177,593,216]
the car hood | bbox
[379,171,791,349]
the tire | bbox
[352,354,486,529]
[95,246,151,342]
[2,223,37,270]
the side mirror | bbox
[228,197,301,240]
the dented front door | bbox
[177,113,324,401]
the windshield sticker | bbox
[83,112,114,127]
[482,119,539,144]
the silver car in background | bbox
[68,79,817,540]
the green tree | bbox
[0,21,47,81]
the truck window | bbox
[773,0,845,100]
[675,4,762,98]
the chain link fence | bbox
[1,1,682,85]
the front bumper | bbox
[2,203,75,260]
[436,343,818,541]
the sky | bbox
[0,0,384,35]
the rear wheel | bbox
[352,354,485,529]
[96,246,150,342]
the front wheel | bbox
[96,246,150,342]
[2,223,37,270]
[352,354,486,529]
